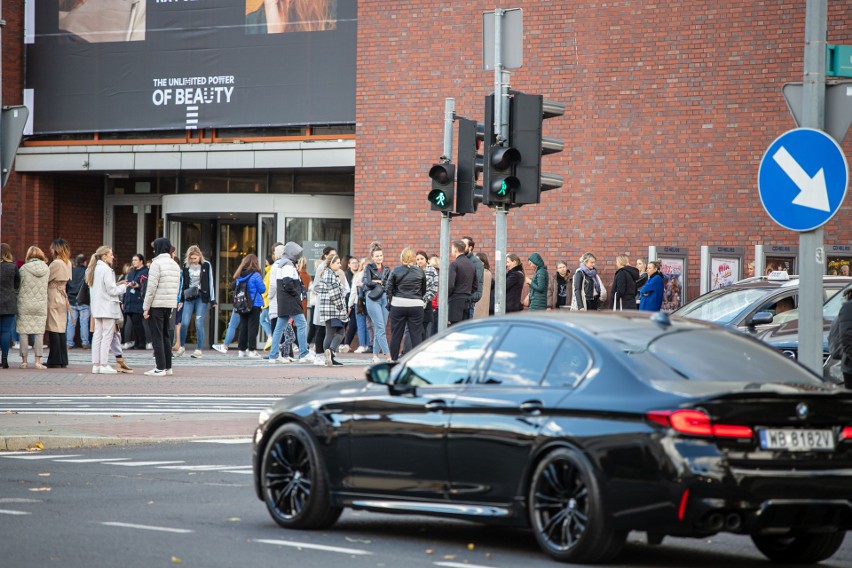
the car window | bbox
[396,325,499,387]
[824,285,852,319]
[542,338,592,388]
[480,325,562,386]
[755,293,797,320]
[675,288,774,324]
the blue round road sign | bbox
[758,128,848,232]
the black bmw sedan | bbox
[252,311,852,564]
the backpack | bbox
[233,279,253,314]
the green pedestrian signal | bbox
[428,163,455,212]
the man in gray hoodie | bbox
[267,242,312,363]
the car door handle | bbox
[519,400,544,415]
[424,400,447,412]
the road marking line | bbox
[107,461,185,467]
[253,539,373,555]
[0,454,81,460]
[54,458,132,463]
[190,438,253,444]
[0,509,32,516]
[100,522,193,534]
[222,470,253,475]
[435,563,497,568]
[158,465,244,471]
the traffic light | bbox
[455,117,484,215]
[428,162,455,211]
[509,92,565,205]
[481,94,521,206]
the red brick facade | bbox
[354,1,852,299]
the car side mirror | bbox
[748,311,775,329]
[365,362,394,385]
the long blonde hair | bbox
[184,245,205,266]
[85,246,112,287]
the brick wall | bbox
[355,1,852,299]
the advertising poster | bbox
[25,0,356,134]
[710,257,739,290]
[765,256,794,275]
[659,257,684,313]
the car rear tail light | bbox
[646,409,753,439]
[841,427,852,441]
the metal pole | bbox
[798,0,827,373]
[495,205,507,315]
[492,10,509,315]
[0,0,4,242]
[437,98,454,332]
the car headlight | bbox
[258,407,272,426]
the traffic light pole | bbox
[437,98,455,333]
[492,10,510,316]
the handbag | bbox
[596,275,608,303]
[183,286,200,301]
[367,285,385,301]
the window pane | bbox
[398,325,499,387]
[482,326,562,386]
[542,339,592,388]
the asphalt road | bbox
[2,443,850,568]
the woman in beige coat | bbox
[45,238,73,368]
[16,246,50,369]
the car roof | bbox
[468,309,712,336]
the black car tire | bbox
[528,447,626,563]
[751,532,846,564]
[260,422,343,530]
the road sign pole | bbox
[492,10,509,315]
[798,0,828,374]
[438,98,454,333]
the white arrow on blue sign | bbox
[758,128,848,232]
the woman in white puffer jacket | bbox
[86,246,126,374]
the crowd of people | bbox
[7,235,850,380]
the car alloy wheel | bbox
[261,422,341,529]
[529,447,625,563]
[751,532,846,564]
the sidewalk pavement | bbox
[0,346,374,451]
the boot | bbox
[2,357,8,369]
[115,356,134,373]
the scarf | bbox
[579,265,601,295]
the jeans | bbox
[66,304,91,347]
[270,313,309,359]
[366,295,389,356]
[222,309,240,346]
[0,314,14,360]
[180,298,209,349]
[260,307,271,337]
[355,312,370,350]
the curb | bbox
[1,435,249,452]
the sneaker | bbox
[191,349,202,358]
[354,346,366,354]
[238,351,247,358]
[91,365,101,374]
[212,344,228,354]
[332,359,344,367]
[122,342,134,350]
[371,355,382,363]
[298,354,314,364]
[338,344,350,353]
[165,368,173,376]
[174,346,185,357]
[144,368,166,377]
[247,350,260,358]
[146,343,153,349]
[99,365,118,374]
[12,341,20,350]
[270,355,291,364]
[81,344,91,350]
[313,356,325,366]
[324,349,334,367]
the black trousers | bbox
[129,312,147,348]
[343,305,358,346]
[45,331,68,368]
[238,307,261,351]
[149,307,172,371]
[389,305,423,361]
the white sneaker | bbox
[12,341,20,350]
[212,344,228,354]
[324,349,334,367]
[91,365,101,374]
[338,344,350,353]
[146,343,153,349]
[238,351,247,358]
[165,368,173,376]
[191,349,202,358]
[247,350,260,358]
[298,354,313,364]
[313,356,326,366]
[371,355,382,363]
[121,342,133,350]
[99,365,118,375]
[354,346,367,354]
[174,346,185,357]
[144,368,166,377]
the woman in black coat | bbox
[610,254,637,310]
[505,253,525,312]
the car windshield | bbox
[757,284,851,327]
[674,288,774,324]
[823,285,851,319]
[601,328,823,386]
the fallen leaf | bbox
[443,555,456,560]
[344,537,371,544]
[467,543,475,551]
[26,441,45,451]
[38,473,51,477]
[3,410,18,414]
[424,549,434,555]
[170,556,182,564]
[226,517,241,522]
[112,415,121,419]
[29,487,51,492]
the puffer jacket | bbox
[90,259,126,319]
[16,259,49,334]
[236,269,266,309]
[527,253,549,311]
[0,261,20,315]
[143,253,181,310]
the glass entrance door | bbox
[215,222,258,344]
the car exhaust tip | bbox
[725,513,742,531]
[706,512,724,532]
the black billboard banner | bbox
[25,0,356,134]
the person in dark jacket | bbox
[639,260,665,312]
[834,287,852,389]
[363,244,392,362]
[386,248,426,361]
[505,253,525,312]
[610,254,638,310]
[572,252,603,311]
[176,245,216,357]
[547,261,571,309]
[634,258,648,308]
[233,254,266,357]
[447,240,475,324]
[0,243,21,368]
[66,253,90,349]
[526,252,549,311]
[123,253,149,349]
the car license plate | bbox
[758,429,835,452]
